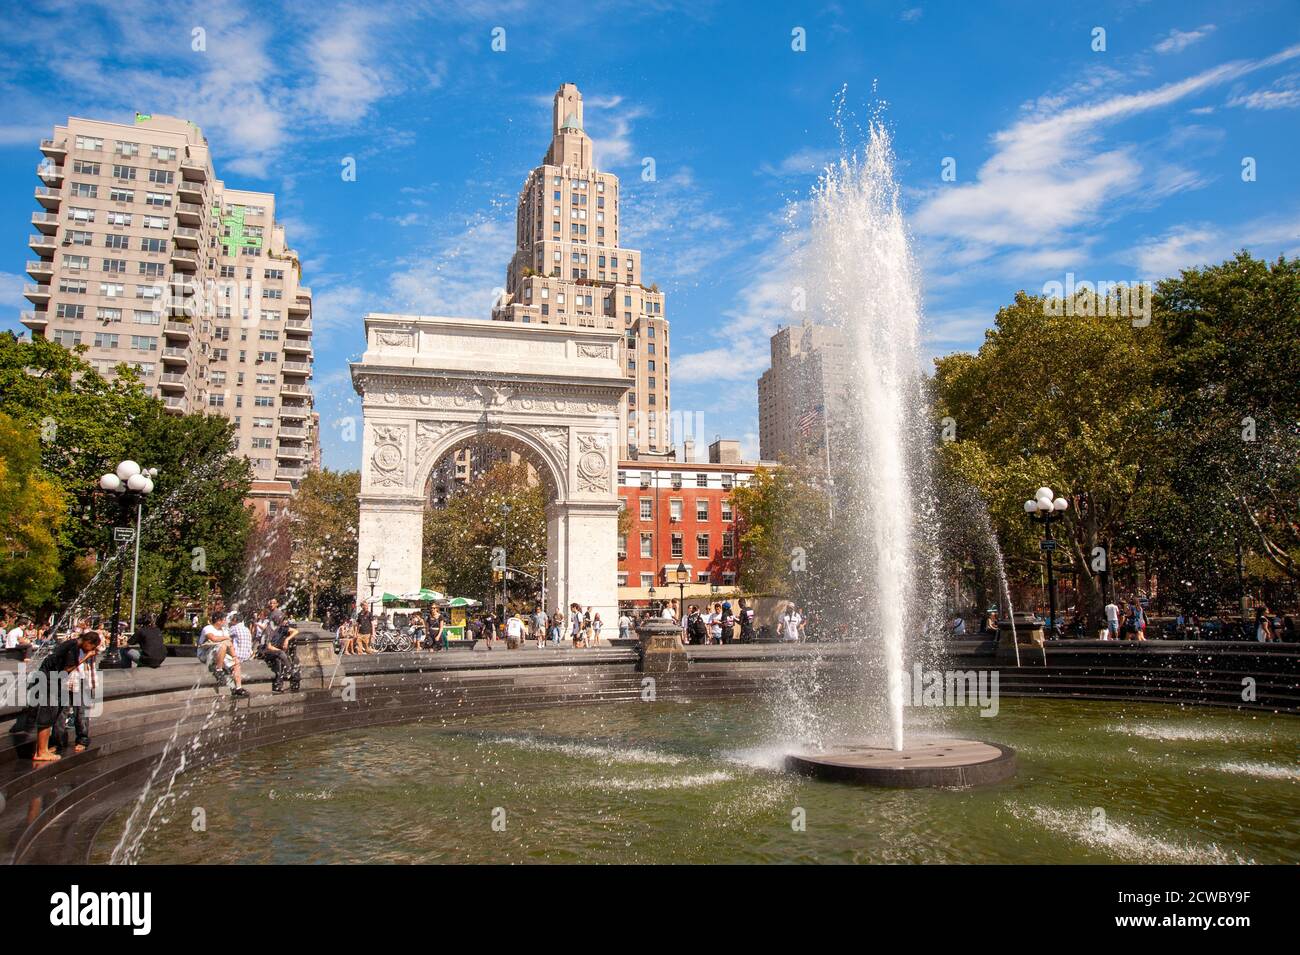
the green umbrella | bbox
[445,597,481,608]
[397,589,445,603]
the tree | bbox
[282,469,360,622]
[933,290,1165,631]
[0,333,252,620]
[0,412,67,609]
[1154,253,1300,596]
[422,462,546,606]
[730,463,830,600]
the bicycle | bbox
[371,627,415,652]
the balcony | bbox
[278,426,307,440]
[179,159,208,182]
[170,249,198,272]
[40,139,68,159]
[280,382,310,397]
[177,179,203,202]
[20,311,48,329]
[158,372,186,390]
[163,321,192,339]
[32,211,58,234]
[286,317,312,331]
[160,347,190,364]
[25,260,53,280]
[287,297,311,315]
[173,226,200,248]
[276,444,307,460]
[282,338,311,355]
[282,360,311,375]
[34,186,61,210]
[276,466,305,481]
[23,283,51,304]
[36,162,64,185]
[175,202,202,225]
[279,406,308,421]
[163,395,186,413]
[29,233,55,254]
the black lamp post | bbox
[98,460,156,646]
[1024,486,1069,637]
[648,583,656,614]
[366,557,380,604]
[675,560,688,619]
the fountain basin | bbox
[785,737,1016,788]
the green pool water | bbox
[94,697,1299,864]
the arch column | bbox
[544,498,621,622]
[355,494,425,602]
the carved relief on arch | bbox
[574,431,611,494]
[413,420,461,482]
[368,423,408,488]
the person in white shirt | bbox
[4,623,22,649]
[505,613,525,647]
[781,607,803,642]
[1103,601,1120,640]
[618,612,633,641]
[198,612,248,697]
[950,616,966,636]
[660,601,677,622]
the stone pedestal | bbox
[637,617,689,673]
[294,630,342,689]
[996,611,1045,666]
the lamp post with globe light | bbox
[98,460,157,647]
[1024,486,1069,637]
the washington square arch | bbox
[351,312,629,620]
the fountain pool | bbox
[90,697,1300,864]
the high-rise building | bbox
[757,321,851,462]
[493,83,670,459]
[21,113,316,511]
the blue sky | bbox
[2,0,1298,469]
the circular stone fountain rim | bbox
[784,737,1017,789]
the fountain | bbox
[781,114,1016,788]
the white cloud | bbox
[914,43,1300,265]
[1129,214,1300,277]
[900,8,923,23]
[1228,73,1300,110]
[756,146,838,178]
[1154,25,1216,55]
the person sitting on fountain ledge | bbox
[198,612,249,698]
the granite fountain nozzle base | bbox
[785,738,1017,788]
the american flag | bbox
[797,405,823,439]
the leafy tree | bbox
[1153,253,1300,598]
[730,462,830,601]
[0,333,252,620]
[933,290,1165,630]
[422,462,546,607]
[281,469,359,621]
[0,412,67,609]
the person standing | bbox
[356,604,374,654]
[1103,599,1120,640]
[23,630,102,763]
[618,610,632,642]
[737,598,755,644]
[568,603,583,646]
[781,606,803,643]
[533,606,548,649]
[1256,607,1274,643]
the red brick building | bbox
[616,448,765,608]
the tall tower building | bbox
[21,113,316,514]
[493,83,670,459]
[757,321,850,462]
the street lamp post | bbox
[1024,486,1069,637]
[366,557,380,604]
[675,560,688,621]
[648,583,657,614]
[98,460,157,646]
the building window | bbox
[722,532,735,559]
[670,499,682,521]
[640,534,653,559]
[696,499,709,521]
[697,534,710,559]
[671,533,683,558]
[640,573,654,589]
[639,498,652,521]
[721,499,733,522]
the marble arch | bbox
[351,313,629,620]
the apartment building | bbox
[617,439,770,607]
[21,113,316,508]
[493,83,670,460]
[757,321,851,463]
